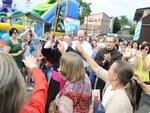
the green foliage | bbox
[46,0,56,4]
[113,17,121,33]
[119,16,130,27]
[129,22,136,35]
[76,0,91,24]
[113,16,135,34]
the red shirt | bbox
[20,68,48,113]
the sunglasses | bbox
[106,41,114,43]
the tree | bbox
[119,16,130,28]
[129,22,136,35]
[113,17,121,33]
[76,0,92,24]
[113,16,135,34]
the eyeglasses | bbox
[105,41,114,43]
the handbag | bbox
[49,82,84,113]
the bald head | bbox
[77,30,85,36]
[77,30,85,42]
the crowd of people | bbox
[0,27,150,113]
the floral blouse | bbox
[55,74,92,113]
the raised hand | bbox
[57,41,65,53]
[57,96,73,113]
[76,42,84,53]
[134,74,143,84]
[23,55,38,69]
[17,50,24,55]
[104,53,111,62]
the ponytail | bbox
[113,61,142,111]
[125,79,139,111]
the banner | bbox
[133,21,142,41]
[34,22,43,39]
[64,17,80,34]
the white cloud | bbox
[3,0,149,19]
[84,0,150,19]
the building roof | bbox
[134,7,150,21]
[85,12,110,18]
[6,12,50,24]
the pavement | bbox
[135,93,150,113]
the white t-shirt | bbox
[72,40,93,56]
[96,67,133,113]
[102,85,113,107]
[72,40,93,67]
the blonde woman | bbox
[0,52,48,113]
[20,27,40,57]
[49,52,92,113]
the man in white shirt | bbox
[73,30,92,56]
[72,30,93,67]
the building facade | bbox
[134,7,150,43]
[80,13,113,36]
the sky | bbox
[84,0,150,19]
[0,0,149,19]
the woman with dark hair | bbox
[131,41,139,49]
[76,43,139,113]
[4,28,25,71]
[128,41,139,66]
[135,42,150,81]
